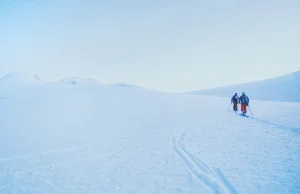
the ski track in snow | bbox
[230,110,300,134]
[172,133,238,194]
[248,116,300,134]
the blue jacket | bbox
[231,95,240,103]
[240,94,249,104]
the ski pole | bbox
[228,103,232,111]
[248,105,254,115]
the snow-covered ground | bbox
[0,73,299,194]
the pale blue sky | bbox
[0,0,299,92]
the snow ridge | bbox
[113,82,139,88]
[187,70,300,103]
[0,72,41,83]
[58,77,101,85]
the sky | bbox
[0,0,299,92]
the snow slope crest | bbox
[187,70,300,102]
[113,82,139,88]
[58,77,101,86]
[0,72,42,84]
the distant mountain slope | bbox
[58,77,101,86]
[0,72,42,84]
[187,71,300,102]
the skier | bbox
[231,93,240,112]
[239,92,249,115]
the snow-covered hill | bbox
[58,77,101,86]
[187,71,300,103]
[0,72,299,194]
[0,72,42,84]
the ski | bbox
[239,113,249,118]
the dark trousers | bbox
[233,102,238,111]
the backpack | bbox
[232,95,239,102]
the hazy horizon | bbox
[0,70,299,92]
[1,0,300,92]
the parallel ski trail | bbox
[172,133,238,194]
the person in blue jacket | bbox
[240,92,249,115]
[231,93,240,111]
